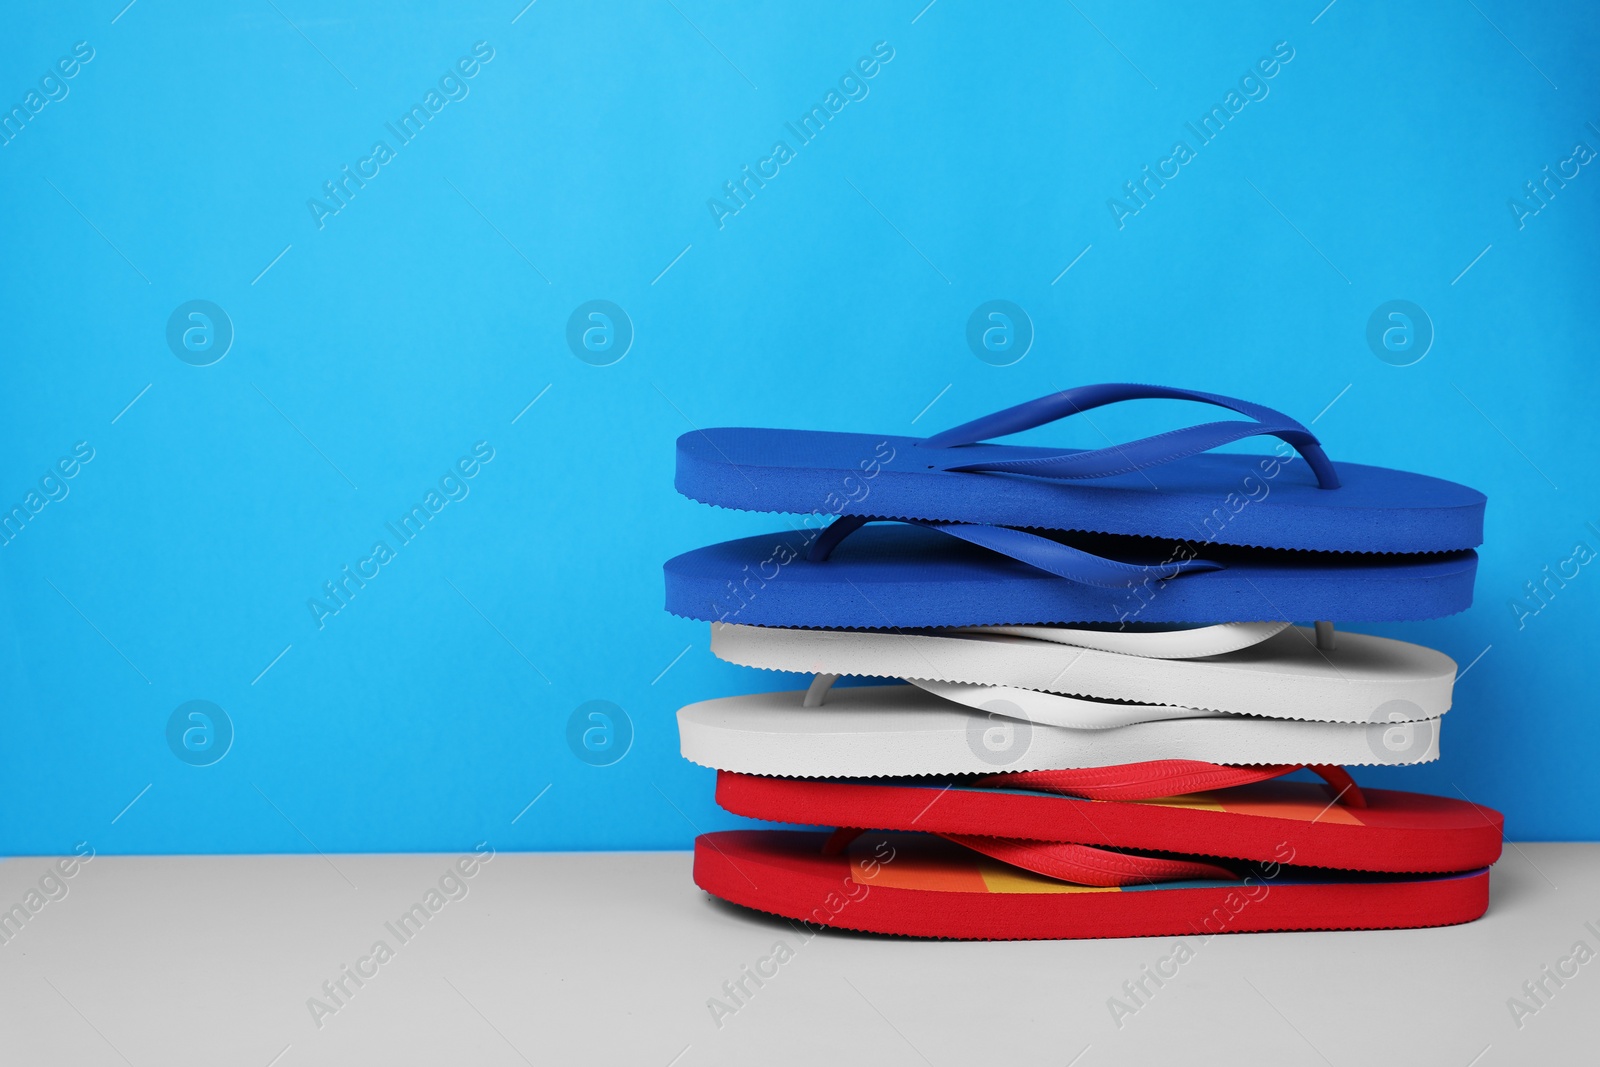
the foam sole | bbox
[665,526,1479,628]
[677,685,1442,776]
[714,773,1504,873]
[711,623,1455,724]
[695,830,1491,940]
[676,428,1487,554]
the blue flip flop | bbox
[663,521,1478,628]
[675,384,1485,554]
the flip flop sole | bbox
[665,526,1478,628]
[677,686,1442,776]
[695,830,1491,940]
[711,623,1455,723]
[714,774,1503,873]
[678,429,1486,554]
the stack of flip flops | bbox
[664,384,1503,940]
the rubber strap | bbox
[1311,764,1365,807]
[819,760,1366,887]
[802,674,839,708]
[980,760,1367,808]
[819,827,1236,887]
[944,835,1238,887]
[923,383,1340,490]
[908,678,1224,731]
[955,620,1291,660]
[807,515,1222,590]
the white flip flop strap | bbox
[954,620,1292,660]
[908,678,1227,730]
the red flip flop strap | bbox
[821,827,866,856]
[980,760,1365,806]
[1308,764,1367,808]
[978,760,1300,800]
[943,834,1237,888]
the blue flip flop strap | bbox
[923,383,1340,490]
[807,515,1223,589]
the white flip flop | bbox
[709,622,1453,724]
[677,681,1443,778]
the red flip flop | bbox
[694,829,1492,941]
[714,761,1504,874]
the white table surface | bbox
[0,844,1591,1065]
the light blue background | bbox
[1,0,1595,854]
